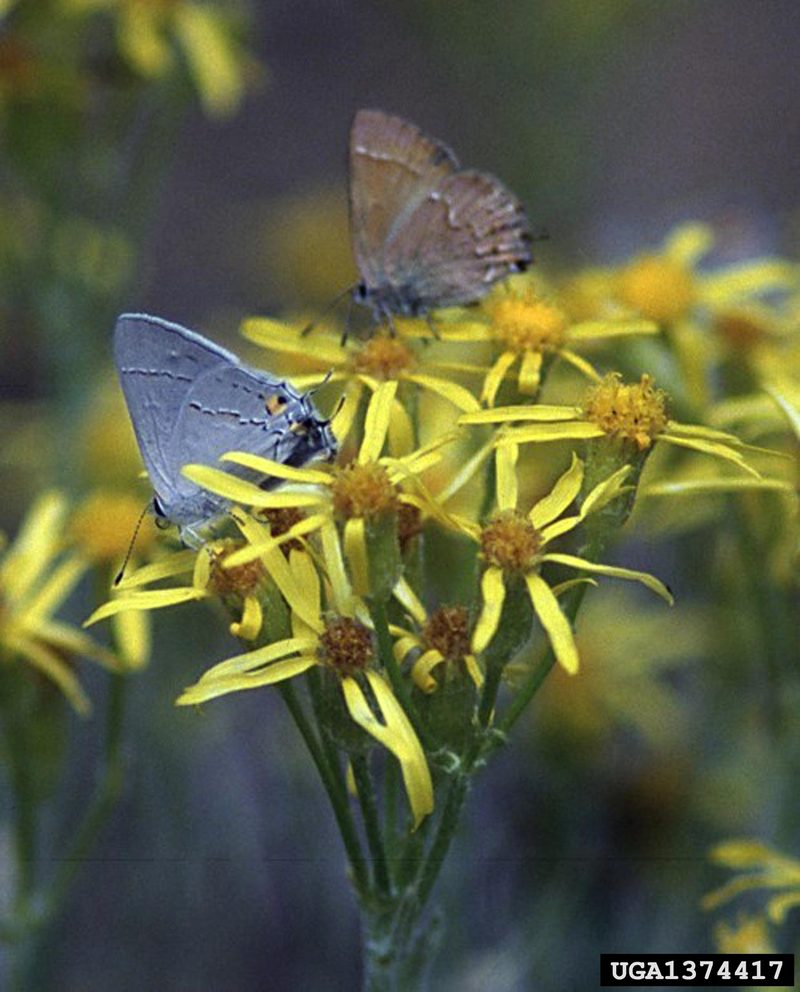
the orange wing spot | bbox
[266,394,288,416]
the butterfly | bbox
[349,109,532,326]
[114,313,337,546]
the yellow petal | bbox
[436,438,495,505]
[664,221,714,265]
[525,573,579,675]
[403,373,480,412]
[84,587,207,625]
[343,672,433,828]
[223,513,327,567]
[177,656,318,705]
[230,594,263,640]
[517,349,542,394]
[259,542,324,633]
[36,620,119,670]
[481,351,518,407]
[116,550,197,589]
[394,633,422,663]
[197,636,318,682]
[460,404,582,425]
[22,556,87,625]
[320,520,355,616]
[472,567,505,654]
[701,260,797,302]
[435,319,492,341]
[182,464,326,507]
[495,443,518,511]
[222,452,331,485]
[388,397,415,456]
[113,608,150,670]
[0,491,66,601]
[541,552,674,605]
[658,433,761,478]
[464,654,484,688]
[343,517,369,596]
[529,453,584,528]
[579,464,632,517]
[641,477,794,497]
[241,317,345,365]
[565,318,659,340]
[556,348,603,383]
[411,649,445,692]
[13,638,91,715]
[331,380,363,443]
[393,576,427,626]
[173,4,245,117]
[358,381,398,463]
[499,421,605,444]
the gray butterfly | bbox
[114,313,337,545]
[349,109,532,324]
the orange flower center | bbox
[615,255,695,323]
[485,291,567,354]
[353,335,414,380]
[318,616,374,677]
[208,541,267,598]
[423,605,471,660]
[584,373,669,450]
[331,462,398,519]
[397,502,423,552]
[480,510,541,572]
[259,506,306,555]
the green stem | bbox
[352,753,391,898]
[278,681,369,897]
[415,773,469,912]
[368,598,435,751]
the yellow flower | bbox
[179,382,455,597]
[461,373,774,477]
[703,840,800,926]
[240,317,480,451]
[175,533,434,828]
[426,274,658,406]
[63,0,253,117]
[0,492,119,714]
[713,914,774,955]
[392,601,483,695]
[436,447,672,673]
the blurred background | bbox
[1,1,799,989]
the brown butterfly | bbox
[349,109,532,325]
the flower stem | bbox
[278,681,369,897]
[352,753,392,898]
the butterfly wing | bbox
[349,109,459,289]
[113,313,239,506]
[379,169,532,309]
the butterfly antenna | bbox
[301,284,357,338]
[306,369,334,397]
[114,501,151,586]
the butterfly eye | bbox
[356,283,368,301]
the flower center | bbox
[208,541,267,598]
[423,605,471,660]
[353,335,414,380]
[480,510,541,572]
[397,502,423,552]
[330,462,398,519]
[615,255,695,323]
[69,490,155,564]
[259,506,306,555]
[584,373,669,450]
[318,616,374,677]
[485,291,567,353]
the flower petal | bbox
[472,567,506,654]
[529,453,584,528]
[358,381,398,463]
[182,464,326,507]
[579,464,632,517]
[393,576,427,626]
[116,550,197,589]
[664,222,714,265]
[658,433,761,478]
[481,350,518,407]
[464,654,484,688]
[223,513,328,568]
[403,373,480,412]
[343,672,433,828]
[11,637,91,715]
[459,404,582,425]
[113,608,150,670]
[388,397,415,456]
[495,443,518,511]
[517,349,542,394]
[541,552,674,604]
[177,656,318,705]
[557,348,603,382]
[566,318,659,340]
[241,317,345,364]
[222,451,331,485]
[525,573,579,675]
[197,636,318,682]
[22,557,87,625]
[320,520,355,616]
[332,379,364,443]
[229,594,262,640]
[498,421,605,444]
[343,517,369,596]
[84,587,207,625]
[411,649,445,693]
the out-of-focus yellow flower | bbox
[462,373,776,477]
[62,0,253,117]
[0,492,119,714]
[242,318,480,452]
[78,378,145,489]
[436,447,672,673]
[703,840,800,926]
[429,274,657,406]
[713,914,775,955]
[175,532,434,828]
